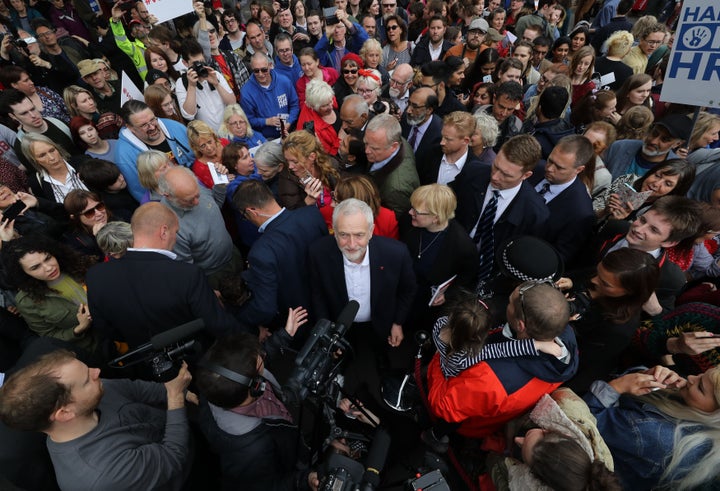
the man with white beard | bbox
[400,87,443,167]
[603,113,691,179]
[382,63,413,114]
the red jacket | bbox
[427,326,579,446]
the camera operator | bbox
[176,38,236,132]
[0,349,194,491]
[194,331,320,491]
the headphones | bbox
[199,362,266,398]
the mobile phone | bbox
[2,199,25,222]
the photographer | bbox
[176,38,236,132]
[194,331,319,491]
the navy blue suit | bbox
[401,114,443,185]
[238,206,328,327]
[541,178,595,265]
[308,235,416,340]
[87,251,244,349]
[451,164,550,253]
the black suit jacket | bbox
[542,178,595,265]
[410,38,453,67]
[238,206,329,327]
[451,164,550,254]
[308,235,416,339]
[86,251,243,349]
[401,114,443,184]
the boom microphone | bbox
[150,319,205,349]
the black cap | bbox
[145,69,170,86]
[655,114,693,141]
[495,236,564,282]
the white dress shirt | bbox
[343,246,372,322]
[437,149,469,185]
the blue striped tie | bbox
[475,190,500,286]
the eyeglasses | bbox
[517,280,556,321]
[357,88,375,94]
[467,30,485,36]
[135,117,158,130]
[408,102,426,110]
[277,48,293,54]
[390,77,410,86]
[253,67,269,73]
[382,3,396,7]
[387,24,400,30]
[36,30,55,38]
[343,68,358,74]
[81,202,106,218]
[207,28,216,34]
[227,120,247,127]
[410,207,433,216]
[644,39,663,46]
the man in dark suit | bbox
[533,135,596,265]
[410,16,452,66]
[232,180,328,329]
[451,135,549,288]
[401,87,443,181]
[308,198,416,398]
[86,202,244,349]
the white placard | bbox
[207,162,229,185]
[660,1,720,108]
[120,71,144,106]
[143,0,194,25]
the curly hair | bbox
[282,130,339,188]
[1,235,93,302]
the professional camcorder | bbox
[108,319,205,381]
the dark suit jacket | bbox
[238,206,329,327]
[86,251,243,349]
[542,178,595,265]
[308,235,416,339]
[410,38,453,67]
[401,113,443,184]
[451,164,550,253]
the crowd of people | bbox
[0,0,718,489]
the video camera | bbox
[284,301,358,403]
[108,319,205,382]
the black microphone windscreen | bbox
[336,300,360,331]
[150,319,205,349]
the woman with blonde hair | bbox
[333,175,398,239]
[356,68,383,107]
[186,120,232,189]
[401,184,477,330]
[218,104,267,149]
[21,133,87,206]
[280,130,341,226]
[586,364,720,490]
[137,150,175,203]
[359,38,389,86]
[297,79,340,156]
[144,85,184,125]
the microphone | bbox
[334,300,360,337]
[359,427,391,491]
[150,319,205,349]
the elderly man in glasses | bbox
[240,52,300,139]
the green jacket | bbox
[110,19,148,80]
[370,140,420,217]
[15,291,98,353]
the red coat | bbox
[426,326,579,448]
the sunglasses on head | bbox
[253,67,269,73]
[81,202,106,219]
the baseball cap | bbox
[654,114,693,141]
[486,27,504,42]
[468,17,489,33]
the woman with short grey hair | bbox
[297,79,340,155]
[470,112,499,166]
